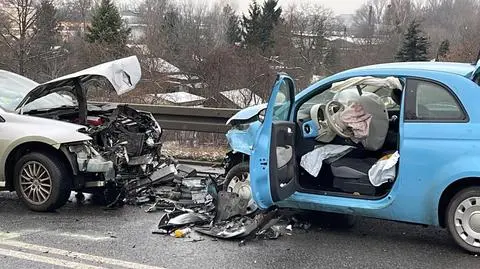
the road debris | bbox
[100,151,307,243]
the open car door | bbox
[250,74,297,209]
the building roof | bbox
[153,92,205,105]
[220,88,263,108]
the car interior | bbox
[292,77,404,199]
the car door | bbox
[250,74,297,209]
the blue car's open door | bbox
[250,74,297,209]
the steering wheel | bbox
[324,100,352,138]
[310,104,336,143]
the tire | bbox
[446,187,480,254]
[14,152,71,212]
[223,162,258,214]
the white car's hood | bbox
[15,56,141,110]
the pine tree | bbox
[436,39,450,60]
[395,20,430,62]
[85,0,131,46]
[324,45,340,74]
[242,0,282,54]
[34,0,59,53]
[224,5,241,45]
[242,0,262,48]
[259,0,281,53]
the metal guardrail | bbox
[95,102,240,133]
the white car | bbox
[0,56,163,211]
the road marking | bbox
[56,232,112,241]
[0,246,106,269]
[0,239,166,269]
[0,232,20,240]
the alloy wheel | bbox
[19,161,52,205]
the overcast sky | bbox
[233,0,363,15]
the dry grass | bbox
[162,141,228,162]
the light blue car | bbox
[223,61,480,253]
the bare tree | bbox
[0,0,38,75]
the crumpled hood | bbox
[15,56,141,110]
[226,103,267,125]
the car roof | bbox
[343,62,476,77]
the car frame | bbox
[224,60,480,253]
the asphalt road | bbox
[0,172,479,268]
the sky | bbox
[233,0,362,15]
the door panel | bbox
[270,121,297,201]
[250,75,296,209]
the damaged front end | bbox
[84,105,166,205]
[89,105,163,180]
[59,104,166,206]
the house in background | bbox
[120,10,146,42]
[217,88,264,109]
[146,92,206,106]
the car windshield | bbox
[298,85,400,118]
[0,71,75,112]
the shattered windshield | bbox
[0,71,75,112]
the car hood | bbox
[226,103,267,125]
[3,111,92,145]
[15,56,141,111]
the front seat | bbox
[330,157,378,196]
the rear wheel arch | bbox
[438,177,480,227]
[5,142,73,191]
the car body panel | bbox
[225,121,262,156]
[227,61,480,227]
[250,74,297,209]
[0,107,92,183]
[15,56,141,110]
[226,103,267,125]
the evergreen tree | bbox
[161,9,181,56]
[324,44,340,74]
[34,0,59,53]
[85,0,131,46]
[242,0,282,54]
[259,0,281,53]
[436,39,450,60]
[224,5,241,45]
[242,0,262,48]
[395,20,430,62]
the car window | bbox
[0,71,75,112]
[405,79,466,121]
[297,84,400,120]
[273,79,293,121]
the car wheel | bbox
[14,152,71,212]
[446,187,480,253]
[223,162,258,214]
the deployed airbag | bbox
[368,151,400,186]
[300,145,354,177]
[339,102,372,139]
